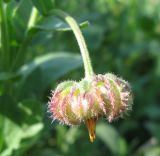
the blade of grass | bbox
[0,0,10,70]
[11,7,38,71]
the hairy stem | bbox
[52,9,94,81]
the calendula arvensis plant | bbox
[48,10,133,142]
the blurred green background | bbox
[0,0,160,156]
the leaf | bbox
[12,0,33,40]
[143,146,160,156]
[33,148,63,156]
[146,122,160,143]
[18,99,43,124]
[1,117,43,156]
[0,96,43,156]
[65,127,79,145]
[17,53,82,99]
[96,122,127,155]
[33,15,89,31]
[17,67,43,100]
[0,94,22,124]
[30,0,54,15]
[0,72,19,81]
[144,105,160,120]
[138,142,160,156]
[0,94,43,125]
[3,0,11,3]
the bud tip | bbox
[86,118,97,142]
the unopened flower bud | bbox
[48,73,133,142]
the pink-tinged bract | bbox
[48,73,133,142]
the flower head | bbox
[48,73,133,142]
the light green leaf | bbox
[0,96,43,156]
[1,117,43,156]
[96,122,127,155]
[144,147,160,156]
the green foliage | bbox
[0,0,160,156]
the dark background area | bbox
[0,0,160,156]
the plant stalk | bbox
[11,7,38,70]
[0,0,10,70]
[51,9,94,81]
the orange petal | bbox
[86,118,97,142]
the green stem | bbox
[0,0,10,70]
[51,9,94,81]
[11,7,38,70]
[27,7,38,32]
